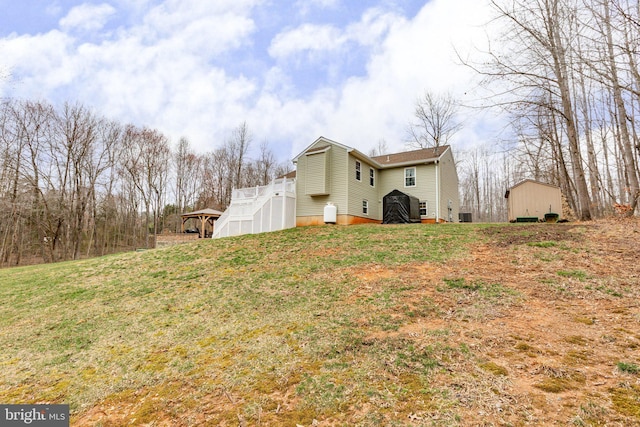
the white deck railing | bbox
[212,177,296,238]
[231,178,296,201]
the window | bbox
[405,167,416,187]
[363,200,369,215]
[419,201,427,216]
[355,160,361,181]
[369,168,375,187]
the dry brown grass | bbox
[0,219,639,426]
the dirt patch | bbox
[466,221,640,425]
[482,223,587,246]
[71,219,640,426]
[346,219,640,425]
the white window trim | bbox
[355,160,362,181]
[363,200,369,215]
[369,168,375,187]
[404,167,416,187]
[419,201,428,217]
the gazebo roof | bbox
[180,208,223,238]
[180,208,223,218]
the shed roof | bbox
[505,180,560,199]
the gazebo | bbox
[180,208,223,238]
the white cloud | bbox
[0,30,80,98]
[59,3,117,32]
[0,0,263,144]
[294,0,339,16]
[0,0,498,164]
[269,24,344,59]
[142,0,258,36]
[347,8,404,47]
[269,7,400,60]
[46,2,64,19]
[274,0,495,158]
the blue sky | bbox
[0,0,496,162]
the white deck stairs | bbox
[212,177,296,239]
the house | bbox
[505,179,562,222]
[293,137,460,225]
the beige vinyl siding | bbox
[507,181,562,221]
[305,151,329,195]
[378,164,438,219]
[296,141,348,218]
[347,155,380,220]
[437,148,460,222]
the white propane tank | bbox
[324,203,337,224]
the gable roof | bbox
[510,179,560,191]
[292,136,352,162]
[292,136,450,169]
[304,145,331,155]
[371,146,450,168]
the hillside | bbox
[0,221,639,426]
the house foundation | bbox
[296,215,380,226]
[296,215,450,226]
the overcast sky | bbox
[0,0,497,163]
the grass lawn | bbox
[0,221,639,426]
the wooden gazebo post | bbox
[180,209,223,238]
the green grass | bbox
[617,362,640,374]
[0,223,486,425]
[1,221,631,425]
[441,278,518,298]
[528,241,558,248]
[557,269,588,280]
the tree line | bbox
[4,0,639,263]
[457,0,640,221]
[0,100,288,266]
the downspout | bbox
[435,160,440,223]
[292,161,298,227]
[293,177,297,228]
[345,152,349,224]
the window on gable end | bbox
[369,168,375,187]
[355,160,361,181]
[405,167,416,187]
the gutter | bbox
[348,148,444,169]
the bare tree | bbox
[0,100,31,264]
[202,145,233,209]
[56,102,103,260]
[173,137,204,210]
[368,139,389,157]
[92,119,122,255]
[253,140,279,186]
[466,0,593,220]
[121,126,170,248]
[407,91,462,149]
[231,121,252,189]
[590,0,640,213]
[0,99,295,265]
